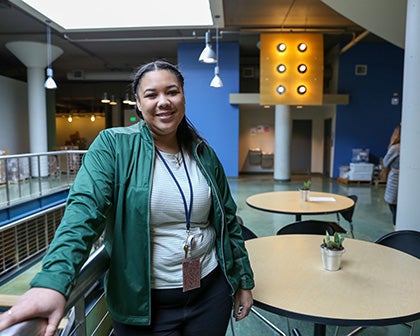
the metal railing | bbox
[0,150,114,336]
[0,245,112,336]
[0,150,86,209]
[0,203,65,281]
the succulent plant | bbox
[322,231,345,251]
[301,179,311,190]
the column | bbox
[273,105,292,181]
[396,0,420,230]
[6,41,63,176]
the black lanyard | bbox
[155,147,193,231]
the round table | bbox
[246,191,354,221]
[245,235,420,336]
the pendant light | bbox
[199,30,217,64]
[210,23,223,88]
[101,92,110,103]
[210,65,223,88]
[44,21,57,89]
[109,95,117,106]
[122,93,131,104]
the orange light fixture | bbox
[260,33,323,105]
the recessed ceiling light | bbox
[14,0,213,30]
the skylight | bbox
[12,0,214,30]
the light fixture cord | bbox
[46,21,52,69]
[280,0,297,29]
[215,25,219,66]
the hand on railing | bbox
[0,288,66,336]
[0,246,109,336]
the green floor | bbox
[1,173,418,336]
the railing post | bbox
[73,298,87,336]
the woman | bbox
[383,124,401,226]
[0,60,254,336]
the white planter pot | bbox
[300,189,310,202]
[320,246,345,271]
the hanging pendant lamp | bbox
[44,22,57,89]
[210,65,223,88]
[210,23,223,88]
[199,30,217,64]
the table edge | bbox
[246,191,355,216]
[246,200,354,217]
[253,300,420,327]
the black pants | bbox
[112,267,232,336]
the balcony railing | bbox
[0,150,113,336]
[0,150,87,209]
[0,203,65,280]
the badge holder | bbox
[182,234,201,292]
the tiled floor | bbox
[1,173,418,336]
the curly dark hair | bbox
[132,60,202,154]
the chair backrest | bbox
[339,195,358,223]
[276,220,346,236]
[241,225,258,240]
[375,230,420,259]
[237,215,258,240]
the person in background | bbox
[0,60,254,336]
[383,124,401,226]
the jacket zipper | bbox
[193,141,235,295]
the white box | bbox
[348,163,374,181]
[7,157,30,182]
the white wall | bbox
[0,75,29,154]
[321,0,406,48]
[239,104,336,174]
[239,105,275,173]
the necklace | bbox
[173,152,183,167]
[160,151,183,168]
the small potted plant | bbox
[320,231,345,271]
[299,179,311,201]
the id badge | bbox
[182,258,201,292]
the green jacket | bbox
[31,121,255,325]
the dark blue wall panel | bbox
[334,42,404,177]
[0,189,68,227]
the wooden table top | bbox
[245,235,420,327]
[246,191,354,216]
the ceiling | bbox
[0,0,374,113]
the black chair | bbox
[232,216,302,336]
[236,215,258,240]
[336,195,358,238]
[276,219,347,236]
[375,230,420,258]
[335,230,420,336]
[240,223,258,240]
[375,231,420,333]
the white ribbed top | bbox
[150,150,217,289]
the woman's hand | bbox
[233,288,253,321]
[0,287,66,336]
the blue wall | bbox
[178,42,240,177]
[334,42,404,177]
